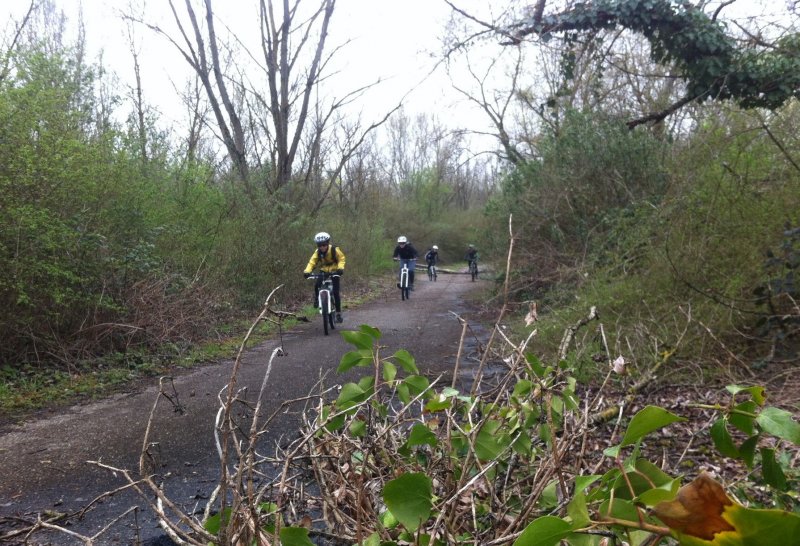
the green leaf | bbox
[280,526,314,546]
[513,516,571,546]
[350,419,366,437]
[407,423,438,448]
[756,407,800,445]
[525,353,546,378]
[383,473,432,532]
[512,379,533,398]
[403,375,430,396]
[716,503,800,545]
[397,383,410,405]
[739,435,759,468]
[726,384,766,405]
[730,401,758,435]
[599,498,640,521]
[475,420,511,461]
[392,349,419,374]
[620,406,686,446]
[638,477,680,506]
[424,393,451,412]
[341,330,374,351]
[382,361,397,382]
[203,507,231,534]
[711,418,740,458]
[567,491,591,529]
[338,349,372,373]
[574,475,601,493]
[358,324,382,340]
[336,382,368,409]
[760,447,787,490]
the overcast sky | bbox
[2,0,790,155]
[2,0,501,140]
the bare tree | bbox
[0,0,36,82]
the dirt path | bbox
[0,272,488,544]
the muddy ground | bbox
[0,271,489,545]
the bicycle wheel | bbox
[403,286,410,300]
[433,266,437,281]
[471,263,477,281]
[320,291,330,335]
[428,266,433,281]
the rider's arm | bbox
[392,246,400,258]
[335,247,346,270]
[303,251,318,274]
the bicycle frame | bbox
[317,278,335,313]
[428,263,437,281]
[308,272,339,334]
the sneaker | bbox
[397,283,401,289]
[336,313,343,323]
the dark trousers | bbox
[314,275,341,312]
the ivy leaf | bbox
[710,418,740,458]
[475,420,511,461]
[383,473,432,532]
[407,423,438,448]
[726,384,766,405]
[279,526,314,546]
[756,407,800,445]
[760,447,787,491]
[513,516,571,546]
[620,405,686,446]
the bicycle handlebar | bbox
[306,272,341,280]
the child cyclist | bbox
[303,232,346,322]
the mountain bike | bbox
[427,262,437,281]
[398,263,410,300]
[308,272,339,335]
[468,259,478,281]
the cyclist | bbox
[392,235,418,290]
[424,245,439,277]
[464,244,479,275]
[303,232,346,323]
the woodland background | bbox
[1,0,799,411]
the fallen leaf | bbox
[524,301,538,326]
[653,472,734,540]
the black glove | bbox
[304,272,311,279]
[336,269,344,276]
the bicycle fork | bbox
[318,288,333,313]
[399,266,409,288]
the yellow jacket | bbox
[304,245,346,274]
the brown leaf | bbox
[524,301,539,326]
[653,472,735,540]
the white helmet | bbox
[314,232,331,244]
[397,236,408,244]
[432,245,438,250]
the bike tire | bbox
[401,285,406,301]
[320,291,330,335]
